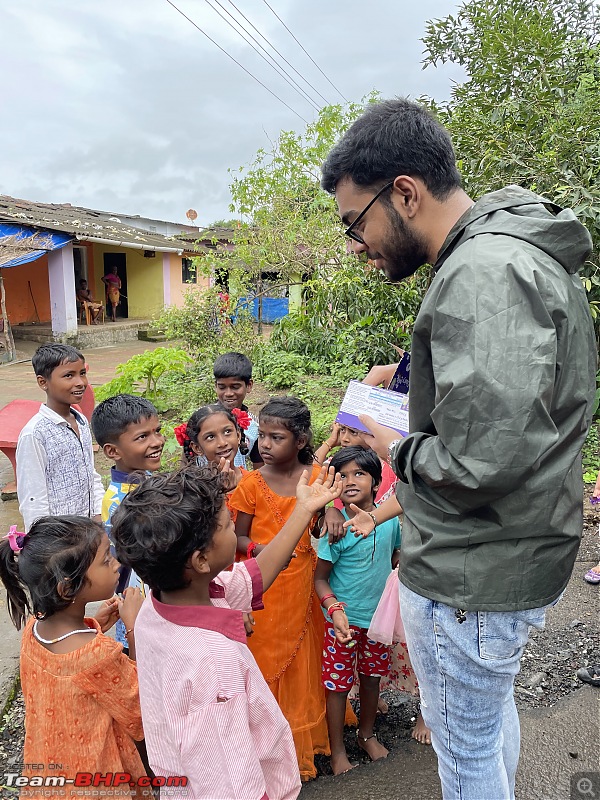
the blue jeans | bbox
[399,582,549,800]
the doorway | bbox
[103,253,128,318]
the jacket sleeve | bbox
[395,249,560,514]
[92,467,105,516]
[16,429,50,532]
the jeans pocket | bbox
[477,608,546,661]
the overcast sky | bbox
[1,1,463,227]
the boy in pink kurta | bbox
[110,463,343,800]
[135,559,299,800]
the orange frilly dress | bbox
[19,617,146,798]
[230,466,355,780]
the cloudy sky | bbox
[1,1,463,227]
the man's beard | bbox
[368,204,429,282]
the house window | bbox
[182,258,197,284]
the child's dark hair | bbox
[0,517,103,630]
[181,403,248,461]
[329,446,382,498]
[111,465,228,592]
[260,396,314,465]
[213,352,253,383]
[91,394,159,446]
[32,344,85,379]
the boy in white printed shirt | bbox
[16,343,104,531]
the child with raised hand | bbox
[92,394,165,648]
[110,462,342,800]
[0,517,145,796]
[16,343,104,531]
[229,396,346,781]
[314,446,401,775]
[176,402,250,490]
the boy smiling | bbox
[16,343,104,531]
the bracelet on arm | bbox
[246,541,258,559]
[125,628,134,637]
[320,593,336,607]
[327,601,347,619]
[367,511,377,529]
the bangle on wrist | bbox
[367,511,377,529]
[125,628,133,637]
[246,541,258,559]
[320,593,336,607]
[327,601,347,619]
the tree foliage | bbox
[422,0,600,316]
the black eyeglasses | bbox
[344,181,395,244]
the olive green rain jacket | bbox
[394,186,597,611]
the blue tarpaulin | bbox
[0,224,72,268]
[237,296,289,323]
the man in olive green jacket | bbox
[322,98,596,800]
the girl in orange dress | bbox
[229,397,350,780]
[0,517,146,798]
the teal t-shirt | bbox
[317,508,401,630]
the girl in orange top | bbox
[230,397,346,780]
[0,517,146,798]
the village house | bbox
[0,195,235,346]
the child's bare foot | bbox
[357,731,388,761]
[411,713,431,745]
[330,751,358,775]
[377,697,389,714]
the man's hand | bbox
[295,466,342,515]
[362,362,400,389]
[358,414,403,462]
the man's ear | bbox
[188,550,211,575]
[391,175,421,219]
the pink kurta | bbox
[135,559,301,800]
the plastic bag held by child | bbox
[367,567,405,646]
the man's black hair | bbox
[91,394,158,446]
[329,446,382,492]
[321,97,462,199]
[213,352,253,384]
[32,343,85,379]
[111,465,227,592]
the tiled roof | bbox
[0,195,196,253]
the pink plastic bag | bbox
[367,567,405,645]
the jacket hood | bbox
[436,185,593,275]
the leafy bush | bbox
[256,350,321,389]
[266,262,422,379]
[158,287,260,362]
[94,347,192,411]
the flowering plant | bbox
[231,408,252,430]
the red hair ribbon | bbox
[174,423,190,446]
[231,408,252,430]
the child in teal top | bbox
[315,446,401,776]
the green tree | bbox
[421,0,600,317]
